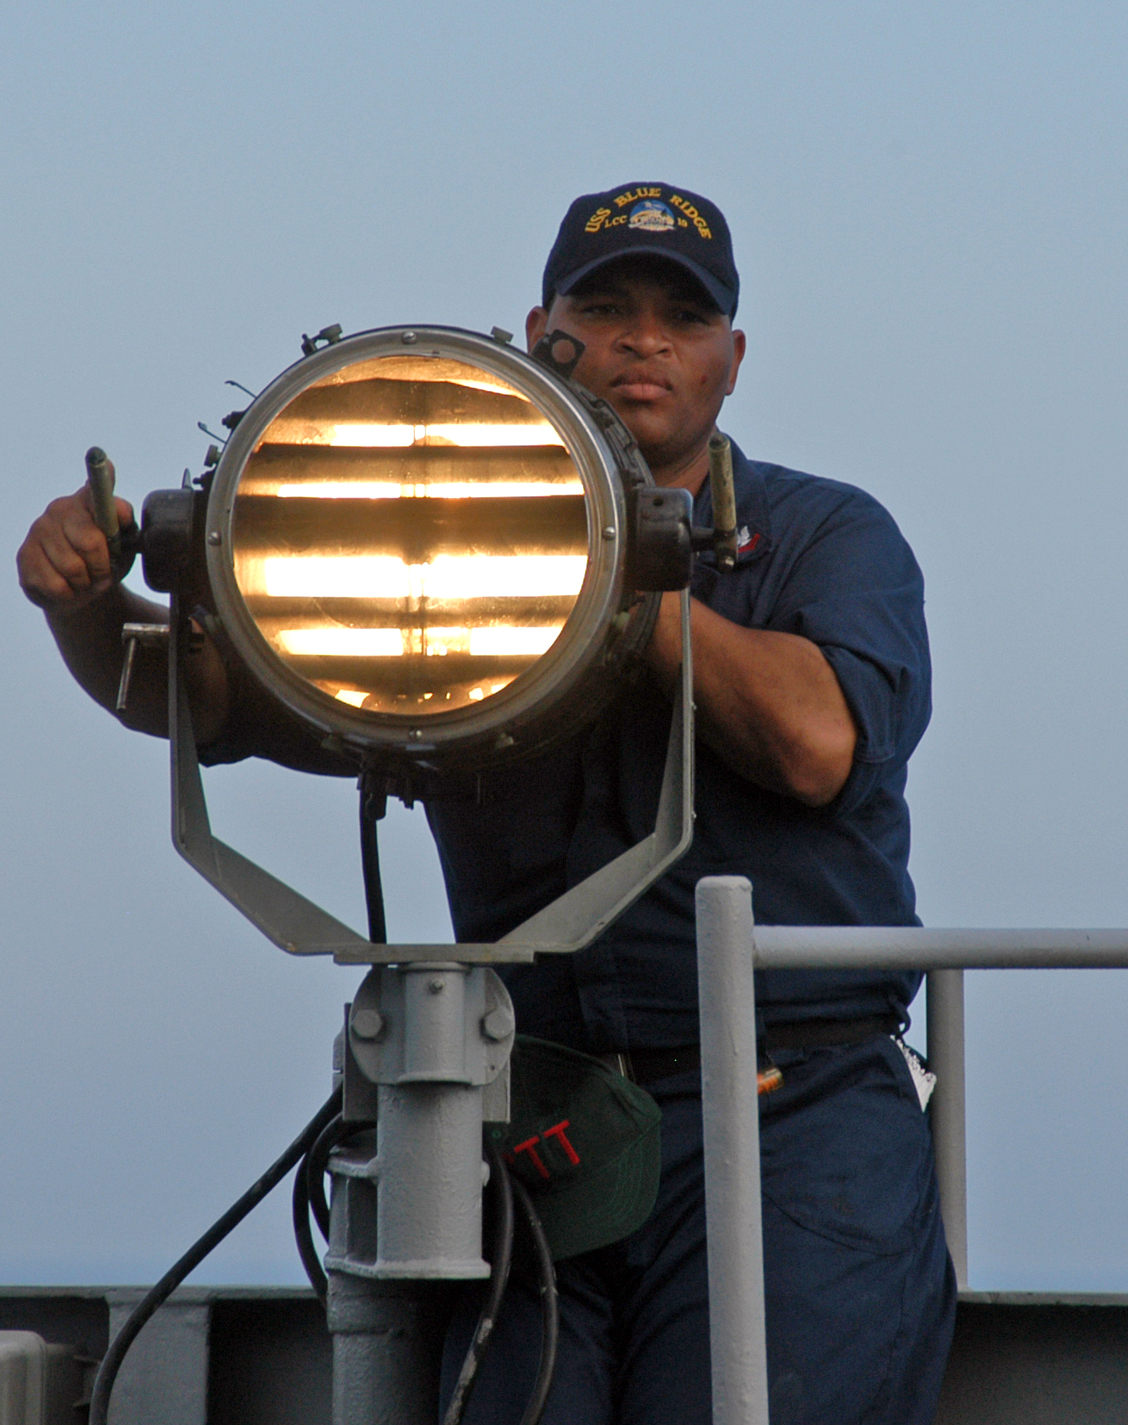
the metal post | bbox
[697,876,770,1425]
[927,969,969,1290]
[326,1273,445,1425]
[325,964,514,1424]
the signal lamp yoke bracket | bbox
[168,585,694,966]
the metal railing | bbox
[695,877,1128,1425]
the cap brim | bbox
[555,246,735,316]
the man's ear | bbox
[726,328,747,396]
[525,306,549,353]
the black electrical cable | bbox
[293,1114,379,1299]
[510,1174,559,1425]
[441,1134,515,1425]
[358,776,388,943]
[291,1158,328,1303]
[88,1087,342,1425]
[305,1112,362,1240]
[306,1123,336,1241]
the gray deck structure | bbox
[3,1284,1128,1423]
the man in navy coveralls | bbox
[18,182,956,1423]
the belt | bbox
[762,1013,902,1051]
[600,1014,901,1086]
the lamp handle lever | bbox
[707,434,738,572]
[85,446,120,546]
[116,623,170,713]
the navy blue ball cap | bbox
[542,182,739,317]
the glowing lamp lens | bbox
[230,354,589,716]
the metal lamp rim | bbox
[204,324,648,761]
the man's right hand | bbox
[17,484,135,616]
[17,479,236,742]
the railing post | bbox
[926,969,968,1290]
[697,875,770,1425]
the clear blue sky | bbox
[3,1,1127,1289]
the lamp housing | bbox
[142,326,697,777]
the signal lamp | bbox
[117,325,700,960]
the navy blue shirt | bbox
[426,441,932,1052]
[205,441,931,1053]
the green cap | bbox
[489,1036,662,1261]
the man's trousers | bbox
[441,1034,957,1425]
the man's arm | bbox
[19,489,856,799]
[645,591,857,807]
[17,487,230,742]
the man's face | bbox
[525,256,745,487]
